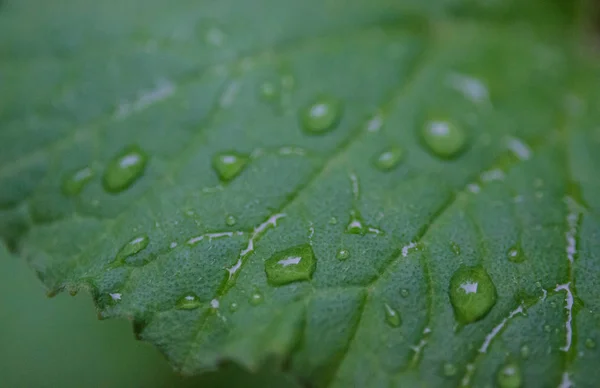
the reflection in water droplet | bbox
[114,234,149,264]
[421,120,467,159]
[176,293,202,310]
[400,289,410,298]
[225,215,237,226]
[249,290,263,305]
[507,245,525,263]
[449,266,497,324]
[300,95,342,134]
[585,338,596,349]
[212,151,249,182]
[346,209,365,235]
[336,248,350,261]
[374,146,404,171]
[450,241,461,255]
[384,303,401,327]
[264,245,316,286]
[62,166,95,196]
[496,361,522,388]
[517,347,529,362]
[443,362,457,377]
[103,145,148,193]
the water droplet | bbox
[507,245,525,263]
[103,146,148,193]
[258,81,279,102]
[400,289,410,298]
[384,303,401,327]
[496,362,522,388]
[336,248,350,261]
[520,345,530,359]
[544,324,552,333]
[550,301,557,308]
[421,120,467,159]
[585,338,596,349]
[176,293,201,310]
[225,215,237,226]
[113,234,149,264]
[300,95,343,134]
[374,147,404,171]
[249,290,263,305]
[328,217,338,225]
[212,151,249,182]
[62,166,94,196]
[229,301,239,312]
[443,362,458,377]
[535,281,542,288]
[346,209,365,235]
[448,266,497,324]
[450,241,461,255]
[264,244,316,286]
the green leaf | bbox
[2,0,600,386]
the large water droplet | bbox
[507,244,525,263]
[374,147,404,171]
[103,145,148,193]
[496,361,522,388]
[443,362,458,377]
[113,234,149,265]
[264,244,316,286]
[300,95,342,134]
[384,303,401,327]
[62,166,95,196]
[176,293,202,310]
[212,151,249,182]
[336,248,350,261]
[421,120,467,159]
[346,209,366,235]
[449,266,497,324]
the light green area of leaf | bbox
[1,0,600,386]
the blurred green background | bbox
[0,244,298,387]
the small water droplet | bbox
[400,289,410,298]
[62,166,95,196]
[346,209,365,235]
[113,234,149,265]
[450,241,461,255]
[212,151,249,182]
[258,81,279,102]
[544,324,552,333]
[336,248,350,261]
[535,281,542,288]
[585,338,596,349]
[443,362,458,377]
[329,217,338,225]
[176,293,201,310]
[300,95,343,134]
[264,244,316,286]
[225,215,237,226]
[421,120,467,159]
[374,146,404,171]
[384,303,401,327]
[449,266,497,324]
[249,290,263,305]
[507,245,525,263]
[520,344,530,359]
[103,145,148,193]
[229,301,239,312]
[550,301,557,308]
[496,361,522,388]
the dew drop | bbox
[229,301,239,312]
[336,248,350,261]
[374,146,404,171]
[585,338,596,349]
[114,234,149,264]
[421,120,467,159]
[103,145,148,193]
[225,215,237,226]
[264,244,316,286]
[249,290,263,305]
[62,166,95,196]
[544,324,552,333]
[346,209,365,235]
[258,81,279,102]
[176,293,202,310]
[400,289,410,298]
[443,362,458,377]
[496,361,522,388]
[384,303,401,328]
[520,345,530,359]
[448,266,497,324]
[450,241,461,255]
[300,95,342,134]
[212,151,249,182]
[507,245,525,263]
[328,217,338,225]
